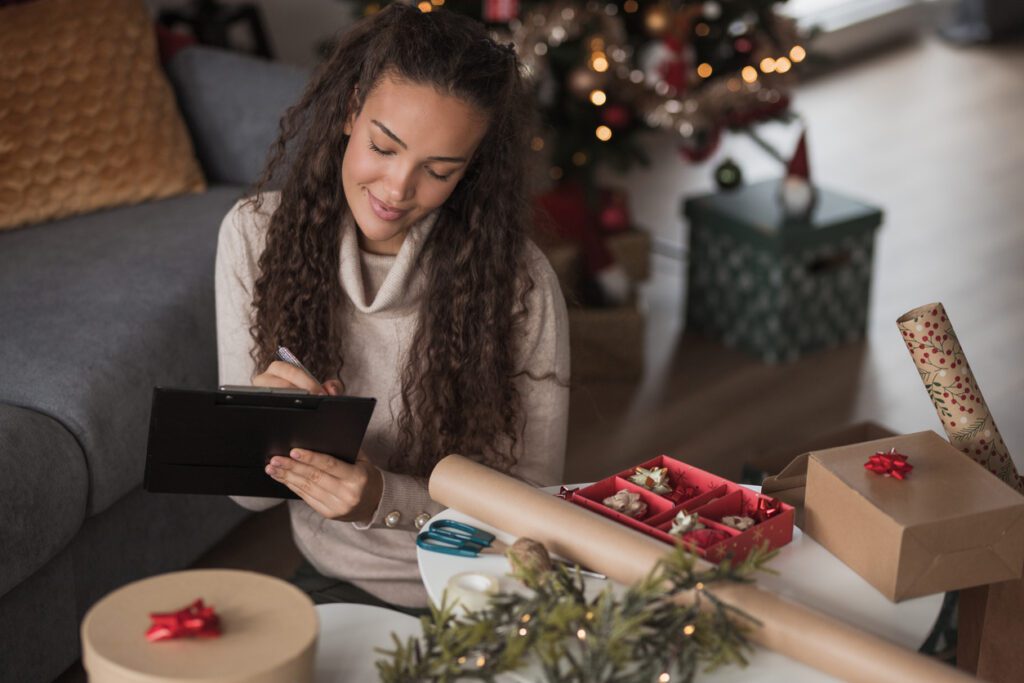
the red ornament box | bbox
[562,456,795,563]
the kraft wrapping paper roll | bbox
[897,303,1023,494]
[429,455,976,683]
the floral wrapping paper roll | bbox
[897,302,1024,494]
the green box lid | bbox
[683,179,883,251]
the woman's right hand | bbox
[252,361,345,396]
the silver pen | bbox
[276,346,321,386]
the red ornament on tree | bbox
[600,103,632,130]
[659,36,689,92]
[598,188,630,233]
[483,0,519,23]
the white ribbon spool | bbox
[445,571,499,612]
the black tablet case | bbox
[144,387,376,498]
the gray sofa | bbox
[0,47,308,683]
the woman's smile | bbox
[366,189,409,222]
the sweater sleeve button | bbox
[414,513,431,530]
[384,511,401,528]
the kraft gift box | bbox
[803,431,1024,602]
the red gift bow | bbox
[864,449,913,480]
[754,496,783,522]
[146,599,221,642]
[556,486,577,500]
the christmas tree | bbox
[356,0,806,190]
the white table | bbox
[417,486,944,682]
[314,603,523,683]
[314,603,420,682]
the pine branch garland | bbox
[376,542,777,682]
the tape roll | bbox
[445,571,499,612]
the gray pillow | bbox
[167,46,310,186]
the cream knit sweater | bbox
[214,193,570,607]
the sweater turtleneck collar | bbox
[337,208,438,315]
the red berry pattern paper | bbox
[897,302,1023,494]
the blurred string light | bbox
[500,1,806,164]
[417,1,431,12]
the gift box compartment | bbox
[566,455,795,563]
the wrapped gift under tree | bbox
[534,181,652,381]
[683,179,882,363]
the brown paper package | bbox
[430,454,976,683]
[803,431,1024,602]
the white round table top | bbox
[417,485,945,683]
[314,604,524,683]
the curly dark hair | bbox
[246,4,539,477]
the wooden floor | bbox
[54,34,1024,683]
[569,35,1024,485]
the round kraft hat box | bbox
[81,569,318,683]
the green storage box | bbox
[683,180,883,363]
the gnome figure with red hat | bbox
[779,129,816,219]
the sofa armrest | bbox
[166,46,310,186]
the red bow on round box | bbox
[146,599,221,642]
[864,448,913,480]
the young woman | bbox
[214,4,569,613]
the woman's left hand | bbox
[266,448,383,523]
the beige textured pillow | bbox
[0,0,206,231]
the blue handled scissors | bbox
[416,520,509,558]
